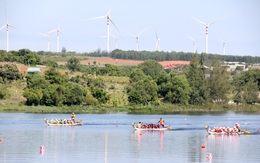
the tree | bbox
[207,59,230,103]
[127,77,158,105]
[186,54,209,105]
[0,64,22,82]
[66,57,80,71]
[129,68,147,83]
[45,68,67,85]
[23,88,43,106]
[63,82,87,105]
[26,73,49,89]
[24,52,41,66]
[233,69,260,104]
[243,79,259,104]
[90,87,110,104]
[43,60,58,68]
[41,84,65,106]
[138,60,163,80]
[61,46,67,53]
[161,73,191,105]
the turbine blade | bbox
[127,34,136,37]
[109,18,120,34]
[9,24,15,28]
[0,25,6,30]
[88,15,106,21]
[208,14,230,26]
[107,8,111,16]
[48,29,57,33]
[155,31,158,40]
[190,15,207,26]
[138,27,149,36]
[187,35,195,41]
[110,34,116,38]
[39,32,49,37]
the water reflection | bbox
[132,130,165,153]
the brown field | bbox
[81,58,190,67]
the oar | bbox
[242,129,250,134]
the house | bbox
[27,67,42,74]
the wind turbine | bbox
[88,9,119,53]
[155,31,160,51]
[110,34,119,49]
[0,5,14,52]
[187,35,196,53]
[40,32,51,51]
[220,39,232,55]
[49,26,62,53]
[190,15,227,53]
[129,27,148,51]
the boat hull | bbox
[44,118,83,126]
[207,131,245,135]
[133,127,168,131]
[205,125,249,135]
[132,122,170,131]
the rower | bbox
[71,113,76,123]
[234,123,241,132]
[137,122,142,128]
[158,118,165,128]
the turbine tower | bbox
[89,9,119,53]
[40,32,51,51]
[220,39,232,55]
[190,15,227,53]
[187,35,196,53]
[155,31,160,51]
[0,5,13,52]
[111,34,119,49]
[49,26,62,53]
[129,27,148,51]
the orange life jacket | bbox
[159,119,164,124]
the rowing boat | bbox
[205,125,250,135]
[44,118,83,126]
[132,122,170,131]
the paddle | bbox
[241,129,250,134]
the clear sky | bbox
[0,0,260,56]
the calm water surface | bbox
[0,112,260,163]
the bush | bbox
[0,89,9,99]
[85,95,99,106]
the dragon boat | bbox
[44,118,83,126]
[205,125,250,135]
[132,122,170,131]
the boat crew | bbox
[158,118,165,127]
[234,123,241,132]
[71,113,76,123]
[137,122,142,128]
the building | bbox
[27,67,42,74]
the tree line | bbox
[0,49,260,107]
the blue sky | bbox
[0,0,260,56]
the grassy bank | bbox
[0,103,259,114]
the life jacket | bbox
[159,119,164,125]
[137,123,141,128]
[71,115,76,119]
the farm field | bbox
[80,57,190,66]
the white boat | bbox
[205,125,250,135]
[44,118,83,126]
[132,122,170,131]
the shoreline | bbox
[0,104,259,114]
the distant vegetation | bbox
[0,49,260,113]
[35,49,260,63]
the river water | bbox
[0,112,260,163]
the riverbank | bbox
[0,103,259,114]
